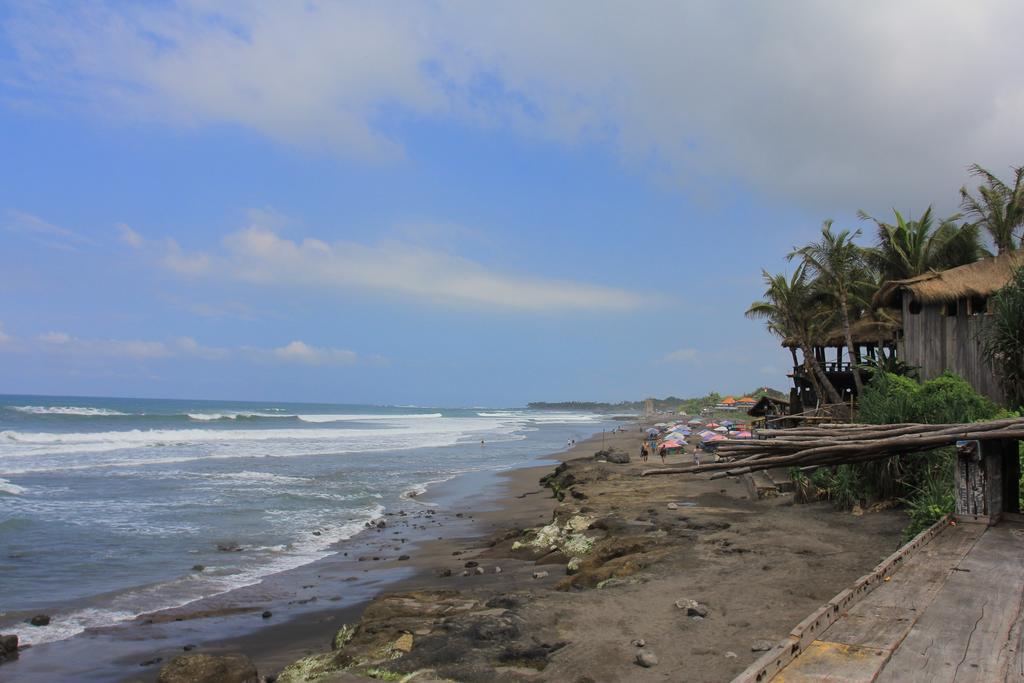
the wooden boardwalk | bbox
[771,520,1024,682]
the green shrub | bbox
[901,453,955,541]
[857,372,923,425]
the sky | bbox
[1,1,1022,406]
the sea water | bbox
[0,395,616,647]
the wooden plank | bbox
[867,523,983,612]
[774,640,889,683]
[876,524,1024,682]
[817,604,915,652]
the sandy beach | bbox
[196,423,905,683]
[3,422,907,682]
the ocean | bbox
[0,394,616,649]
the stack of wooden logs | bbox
[643,416,1024,480]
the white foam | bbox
[7,504,385,647]
[0,477,26,495]
[297,413,443,423]
[186,412,295,421]
[10,405,129,416]
[0,415,525,472]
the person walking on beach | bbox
[692,448,700,467]
[640,443,648,462]
[659,444,667,464]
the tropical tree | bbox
[959,164,1024,254]
[858,207,987,281]
[789,221,873,397]
[746,266,843,405]
[982,265,1024,408]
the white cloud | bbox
[117,222,144,247]
[662,348,700,363]
[270,340,358,366]
[37,332,171,359]
[4,210,91,250]
[37,331,71,344]
[23,330,368,366]
[174,336,228,360]
[165,225,641,311]
[162,238,213,276]
[6,2,1024,210]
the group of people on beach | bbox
[640,436,700,466]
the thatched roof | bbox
[747,395,790,417]
[874,250,1024,309]
[782,311,902,348]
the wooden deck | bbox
[772,520,1024,682]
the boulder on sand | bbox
[0,634,18,663]
[157,653,259,683]
[594,448,630,464]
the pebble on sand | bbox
[635,651,658,667]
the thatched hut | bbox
[874,250,1024,404]
[782,311,902,410]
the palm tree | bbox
[789,221,872,397]
[959,164,1024,254]
[746,266,843,405]
[858,206,987,281]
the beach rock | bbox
[631,638,646,648]
[140,657,163,667]
[667,502,679,510]
[398,555,411,561]
[28,614,50,627]
[464,560,479,568]
[751,640,774,652]
[183,644,196,651]
[191,564,205,572]
[0,634,18,661]
[157,653,258,683]
[216,543,242,552]
[261,611,272,619]
[332,624,356,650]
[675,599,708,617]
[474,567,485,575]
[437,568,452,577]
[635,651,658,667]
[532,570,549,579]
[724,651,738,659]
[493,566,502,574]
[393,632,414,653]
[594,448,630,464]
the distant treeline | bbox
[528,387,786,413]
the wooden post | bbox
[954,439,1005,525]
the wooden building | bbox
[874,250,1024,405]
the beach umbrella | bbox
[721,420,735,427]
[707,434,727,442]
[733,430,753,439]
[714,426,728,433]
[646,427,660,437]
[706,422,720,429]
[687,418,703,425]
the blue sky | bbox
[1,1,1022,406]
